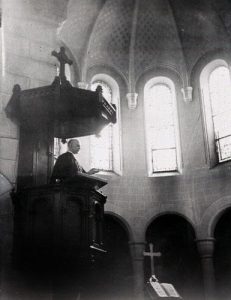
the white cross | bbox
[143,243,161,276]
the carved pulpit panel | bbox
[30,197,53,262]
[12,175,107,270]
[61,197,82,259]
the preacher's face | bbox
[69,140,80,154]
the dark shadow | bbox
[214,208,231,300]
[88,214,133,300]
[145,214,203,300]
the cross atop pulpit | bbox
[52,47,73,83]
[144,243,161,276]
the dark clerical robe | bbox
[50,151,85,183]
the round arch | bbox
[105,211,134,242]
[98,211,134,299]
[86,64,128,95]
[190,48,231,87]
[144,211,196,240]
[198,195,231,238]
[212,206,231,236]
[213,208,231,300]
[136,66,184,95]
[144,213,202,299]
[91,73,120,101]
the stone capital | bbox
[181,86,193,103]
[126,92,138,110]
[195,238,215,258]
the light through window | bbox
[90,81,113,171]
[209,66,231,162]
[146,83,178,173]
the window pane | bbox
[90,80,113,171]
[53,138,67,162]
[209,66,231,162]
[216,136,231,162]
[150,126,176,149]
[146,83,178,173]
[54,138,61,161]
[209,67,231,116]
[213,112,231,139]
[90,125,112,170]
[152,149,177,172]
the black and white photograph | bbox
[1,0,231,299]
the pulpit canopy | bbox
[5,47,117,138]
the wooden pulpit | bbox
[5,48,116,274]
[12,174,107,269]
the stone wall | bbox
[0,0,67,184]
[99,83,231,243]
[57,0,231,246]
[0,2,67,296]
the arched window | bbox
[200,59,231,165]
[209,66,231,162]
[91,80,113,170]
[90,76,121,174]
[144,77,180,175]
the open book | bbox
[148,276,182,298]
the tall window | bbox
[90,80,114,171]
[53,73,121,174]
[144,77,180,175]
[209,66,231,162]
[200,59,231,166]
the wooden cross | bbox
[143,243,161,276]
[51,47,73,83]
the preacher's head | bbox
[67,139,80,154]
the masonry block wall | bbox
[101,86,231,242]
[0,0,67,184]
[0,1,68,294]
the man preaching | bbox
[50,139,98,183]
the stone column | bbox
[196,238,216,300]
[129,241,146,300]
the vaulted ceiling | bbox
[59,0,231,89]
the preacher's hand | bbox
[87,168,100,175]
